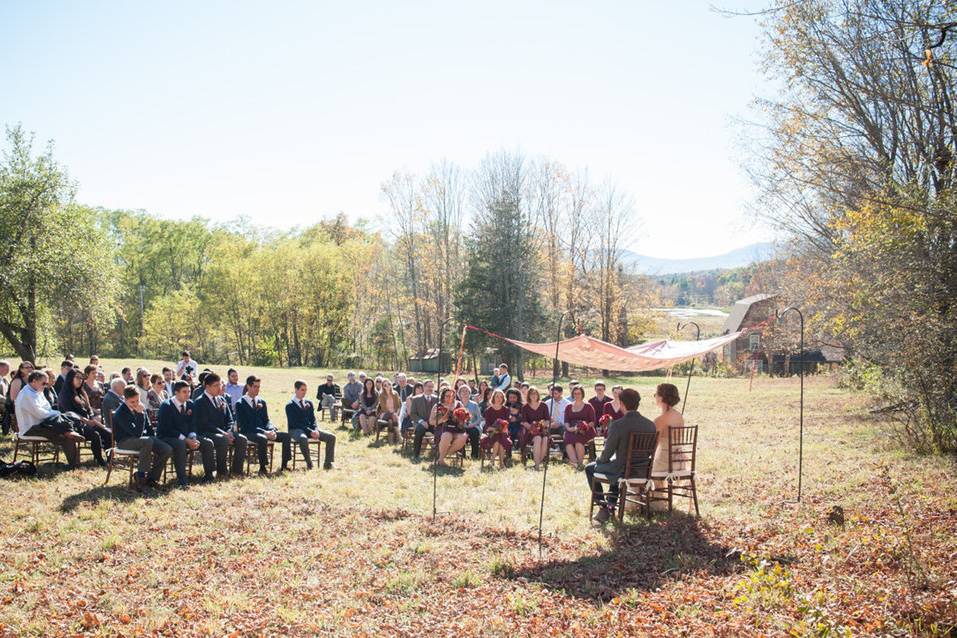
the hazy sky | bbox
[1,0,776,258]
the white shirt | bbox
[495,374,512,392]
[545,397,571,426]
[14,385,60,432]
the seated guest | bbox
[585,388,656,523]
[192,373,247,479]
[41,369,59,406]
[101,378,126,430]
[519,382,530,403]
[315,374,340,421]
[431,387,465,465]
[89,354,101,370]
[14,370,85,468]
[156,380,214,488]
[162,367,175,395]
[134,369,151,407]
[57,367,108,466]
[399,381,423,434]
[285,380,336,469]
[564,385,596,470]
[545,385,571,432]
[495,363,512,391]
[650,383,685,510]
[456,384,482,459]
[394,373,414,402]
[341,371,362,424]
[191,371,209,400]
[477,385,491,413]
[589,381,612,434]
[410,380,438,459]
[112,386,172,490]
[121,367,134,385]
[224,368,244,408]
[505,388,524,447]
[467,379,478,397]
[377,382,401,444]
[603,385,626,424]
[146,374,168,420]
[53,359,73,395]
[175,350,198,380]
[0,360,10,435]
[357,378,378,436]
[236,375,292,475]
[481,389,511,466]
[521,387,551,469]
[83,365,105,413]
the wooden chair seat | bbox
[12,431,61,466]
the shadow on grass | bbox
[510,512,739,602]
[60,482,165,513]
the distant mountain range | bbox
[621,242,775,275]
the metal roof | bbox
[723,293,779,333]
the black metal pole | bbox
[676,321,700,414]
[433,320,446,522]
[538,311,566,559]
[775,306,805,503]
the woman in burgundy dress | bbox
[602,384,626,431]
[431,387,465,465]
[521,387,550,469]
[481,389,511,466]
[563,385,596,469]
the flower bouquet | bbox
[577,420,596,439]
[494,418,509,435]
[529,419,547,437]
[598,413,612,435]
[450,406,470,432]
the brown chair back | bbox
[668,425,697,473]
[622,431,658,480]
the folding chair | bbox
[649,425,699,516]
[103,430,141,489]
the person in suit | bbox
[585,388,656,523]
[191,372,247,479]
[285,380,336,469]
[236,375,292,475]
[101,378,125,431]
[52,359,73,396]
[409,379,438,459]
[112,386,172,491]
[156,380,214,488]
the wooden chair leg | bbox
[691,477,700,517]
[12,438,19,463]
[104,452,114,485]
[617,483,628,522]
[668,478,674,513]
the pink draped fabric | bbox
[471,329,740,372]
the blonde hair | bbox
[490,389,506,407]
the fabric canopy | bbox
[475,329,741,372]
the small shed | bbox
[408,348,451,374]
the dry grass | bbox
[0,358,954,636]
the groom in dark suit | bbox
[192,372,248,478]
[585,388,656,523]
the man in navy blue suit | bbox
[236,375,292,475]
[156,380,215,487]
[191,373,247,478]
[285,380,336,469]
[112,386,172,491]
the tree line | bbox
[0,129,658,376]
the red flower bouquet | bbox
[494,418,509,434]
[452,407,470,425]
[598,413,612,434]
[529,419,547,437]
[578,421,596,439]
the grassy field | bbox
[0,358,954,636]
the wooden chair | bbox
[103,430,141,489]
[245,439,274,474]
[649,425,699,517]
[12,430,61,466]
[340,407,356,428]
[588,431,657,522]
[400,426,415,455]
[317,394,342,422]
[375,417,398,444]
[161,447,197,484]
[290,437,321,469]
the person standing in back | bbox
[585,388,656,523]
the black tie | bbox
[180,404,185,415]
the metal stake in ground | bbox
[775,306,805,503]
[538,311,566,559]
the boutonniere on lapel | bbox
[186,409,193,417]
[255,402,263,410]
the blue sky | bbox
[1,0,775,258]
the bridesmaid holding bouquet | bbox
[563,385,596,469]
[521,386,550,469]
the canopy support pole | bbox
[676,321,700,414]
[538,311,565,559]
[775,306,805,503]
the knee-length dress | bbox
[520,402,550,448]
[601,402,625,435]
[563,402,597,446]
[481,405,511,452]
